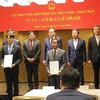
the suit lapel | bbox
[48,38,52,48]
[70,39,75,50]
[25,40,30,50]
[54,48,61,60]
[55,48,60,59]
[93,36,98,46]
[11,45,15,54]
[5,46,9,54]
[32,40,36,50]
[76,38,81,50]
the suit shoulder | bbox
[78,91,93,100]
[14,39,20,42]
[2,45,7,48]
[89,36,94,40]
[3,40,7,43]
[59,48,65,52]
[14,45,20,48]
[24,40,28,43]
[79,38,85,41]
[68,39,72,43]
[47,50,52,54]
[47,92,59,100]
[45,38,49,41]
[35,39,40,42]
[56,36,62,40]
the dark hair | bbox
[6,33,15,38]
[60,68,80,89]
[72,29,79,34]
[51,38,59,44]
[93,25,100,29]
[7,29,15,34]
[28,31,35,35]
[48,28,56,32]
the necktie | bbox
[54,50,56,60]
[29,41,32,51]
[8,46,12,55]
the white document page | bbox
[49,61,59,75]
[3,55,13,68]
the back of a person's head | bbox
[60,68,80,89]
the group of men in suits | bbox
[1,30,41,100]
[43,26,100,90]
[43,28,86,89]
[0,25,100,99]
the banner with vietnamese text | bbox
[0,0,100,31]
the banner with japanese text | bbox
[0,0,99,31]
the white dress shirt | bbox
[73,39,78,49]
[95,35,100,46]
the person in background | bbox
[66,29,87,85]
[46,38,66,89]
[1,34,22,100]
[88,25,100,89]
[23,31,41,92]
[46,68,94,100]
[3,29,21,46]
[43,28,62,86]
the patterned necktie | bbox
[29,41,32,51]
[8,45,12,55]
[54,50,56,60]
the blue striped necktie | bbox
[8,46,12,55]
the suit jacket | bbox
[1,44,22,73]
[43,36,62,61]
[46,48,66,72]
[3,39,21,46]
[67,38,86,64]
[23,39,41,64]
[46,89,94,100]
[88,36,100,63]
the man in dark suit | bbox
[46,38,66,89]
[67,29,87,85]
[88,25,100,89]
[3,29,21,46]
[2,29,21,93]
[23,31,41,91]
[1,34,22,100]
[46,68,94,100]
[43,28,62,86]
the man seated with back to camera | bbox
[46,68,94,100]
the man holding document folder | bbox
[46,38,66,89]
[1,33,22,100]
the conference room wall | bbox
[0,29,94,83]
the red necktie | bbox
[29,41,32,51]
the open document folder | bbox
[49,61,59,75]
[3,55,13,68]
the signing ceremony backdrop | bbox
[0,0,100,31]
